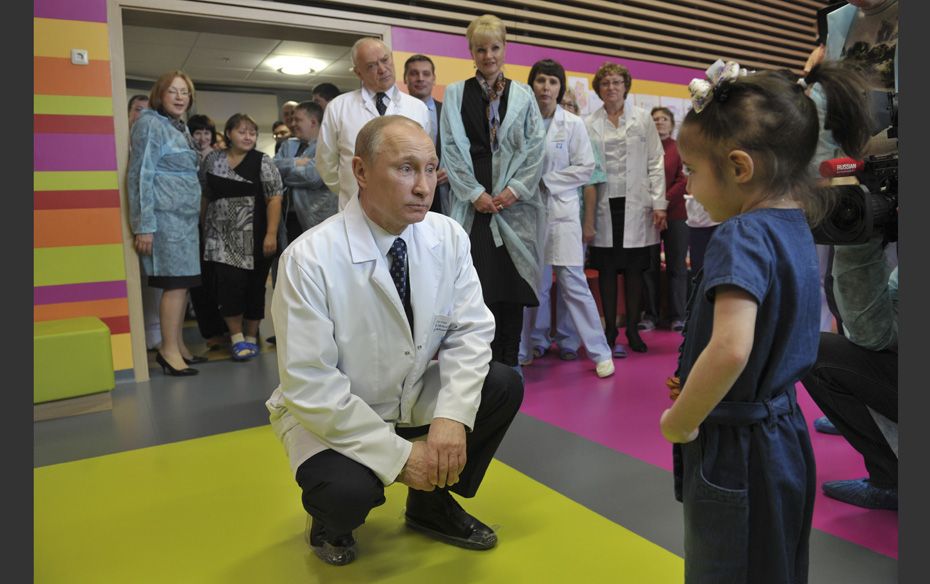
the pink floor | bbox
[520,328,898,559]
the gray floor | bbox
[34,350,897,583]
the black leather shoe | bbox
[405,489,497,550]
[305,516,357,566]
[183,354,208,365]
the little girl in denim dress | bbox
[660,60,873,583]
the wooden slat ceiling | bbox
[287,0,831,73]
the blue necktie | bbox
[376,92,388,116]
[388,238,408,304]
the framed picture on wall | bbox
[568,76,602,116]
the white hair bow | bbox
[688,60,748,113]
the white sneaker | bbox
[595,359,615,378]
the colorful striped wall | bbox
[31,9,704,379]
[391,26,700,112]
[34,0,133,373]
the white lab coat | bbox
[265,197,495,486]
[316,86,431,210]
[540,106,595,267]
[584,105,666,248]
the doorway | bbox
[108,0,388,380]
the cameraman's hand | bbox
[803,44,825,76]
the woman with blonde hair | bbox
[128,70,204,375]
[440,14,546,368]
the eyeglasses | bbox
[167,88,191,97]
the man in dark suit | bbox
[404,54,450,214]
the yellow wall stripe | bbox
[34,171,119,191]
[34,18,110,60]
[111,332,133,371]
[34,244,127,287]
[34,95,115,116]
[394,52,691,99]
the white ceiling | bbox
[122,21,362,93]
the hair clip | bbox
[688,60,748,113]
[714,81,733,104]
[797,77,809,89]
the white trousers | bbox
[520,264,610,363]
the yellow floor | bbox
[35,426,683,583]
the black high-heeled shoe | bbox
[626,331,648,353]
[156,352,199,376]
[183,354,208,365]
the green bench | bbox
[34,317,115,421]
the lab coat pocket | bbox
[428,315,455,351]
[547,137,569,168]
[549,193,579,224]
[341,332,381,398]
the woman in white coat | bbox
[582,63,666,354]
[519,59,614,378]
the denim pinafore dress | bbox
[673,209,820,584]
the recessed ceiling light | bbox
[267,56,326,76]
[279,63,314,75]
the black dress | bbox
[460,77,537,307]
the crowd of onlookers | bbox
[127,30,715,378]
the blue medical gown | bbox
[127,108,201,278]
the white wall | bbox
[194,90,280,156]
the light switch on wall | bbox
[71,49,89,65]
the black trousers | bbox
[189,259,227,339]
[189,224,227,339]
[801,332,898,488]
[270,211,304,288]
[294,362,524,538]
[643,219,690,323]
[211,256,274,321]
[489,302,525,367]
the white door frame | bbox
[107,0,390,381]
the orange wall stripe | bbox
[34,297,129,322]
[34,208,124,248]
[34,56,112,97]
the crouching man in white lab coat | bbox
[266,115,524,567]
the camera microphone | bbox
[819,157,865,178]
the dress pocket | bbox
[681,436,750,583]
